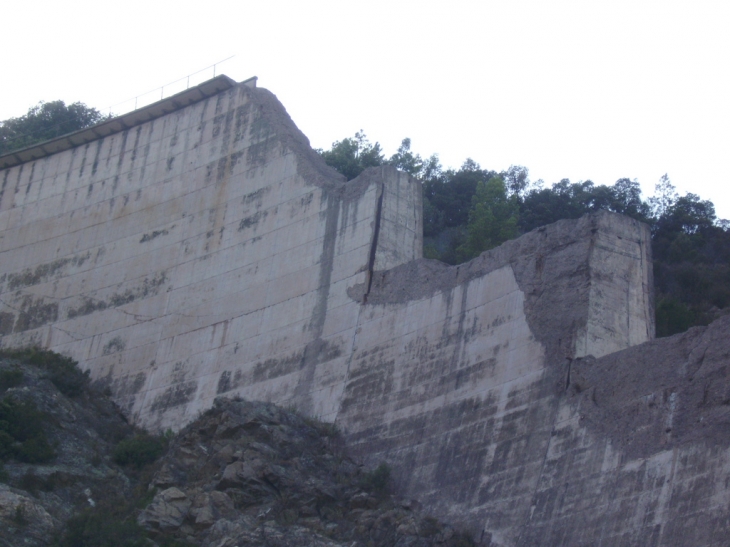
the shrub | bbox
[656,298,696,337]
[18,469,60,493]
[13,506,28,527]
[0,396,55,463]
[0,368,23,390]
[0,348,89,397]
[359,462,391,493]
[58,511,148,547]
[57,507,195,547]
[113,434,166,469]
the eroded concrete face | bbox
[337,211,657,543]
[1,80,704,545]
[520,315,730,547]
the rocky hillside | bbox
[0,350,475,547]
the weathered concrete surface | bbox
[517,315,730,547]
[0,78,421,431]
[338,211,657,543]
[7,77,720,545]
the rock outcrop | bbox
[0,351,137,546]
[0,352,476,547]
[139,398,476,547]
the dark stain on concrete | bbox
[102,336,126,355]
[5,253,91,291]
[130,126,143,165]
[229,150,244,171]
[238,211,267,232]
[112,371,147,399]
[246,140,274,168]
[150,380,198,413]
[0,312,15,335]
[91,139,104,176]
[14,164,24,196]
[67,297,108,319]
[78,148,88,179]
[0,170,10,206]
[217,370,232,394]
[216,157,228,182]
[140,229,170,243]
[65,272,168,319]
[116,130,130,174]
[234,103,252,143]
[241,187,269,209]
[13,296,59,332]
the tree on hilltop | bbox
[0,100,109,156]
[317,131,385,180]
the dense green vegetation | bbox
[113,433,169,469]
[0,348,90,397]
[0,101,108,156]
[319,134,730,337]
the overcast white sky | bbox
[4,0,730,218]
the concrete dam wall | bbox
[2,77,729,545]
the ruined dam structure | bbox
[1,76,729,545]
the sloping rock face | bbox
[138,398,478,547]
[0,354,138,546]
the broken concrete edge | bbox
[246,85,418,205]
[569,313,730,459]
[351,210,653,365]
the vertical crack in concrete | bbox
[565,358,572,391]
[449,282,470,373]
[638,221,654,340]
[363,183,384,303]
